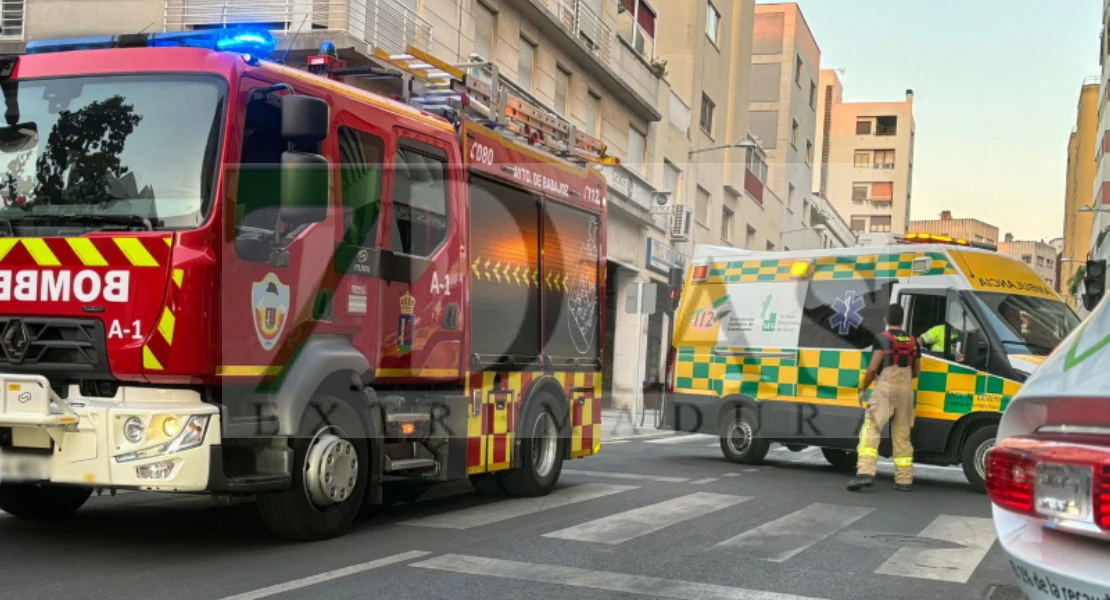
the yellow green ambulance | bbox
[663,235,1079,491]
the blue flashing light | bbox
[25,27,277,57]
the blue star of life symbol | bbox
[829,290,865,335]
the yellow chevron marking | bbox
[522,267,530,285]
[114,238,158,267]
[502,263,511,281]
[532,271,539,287]
[493,260,501,283]
[0,238,17,263]
[472,257,481,278]
[546,271,553,289]
[22,238,60,266]
[172,269,184,288]
[163,236,172,246]
[67,238,109,267]
[157,307,176,345]
[484,258,491,281]
[513,264,521,285]
[142,346,164,371]
[561,273,569,292]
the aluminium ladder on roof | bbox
[368,45,613,167]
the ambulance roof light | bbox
[26,27,277,57]
[790,260,812,278]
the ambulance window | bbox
[337,127,385,248]
[392,145,449,257]
[800,279,890,350]
[905,294,945,340]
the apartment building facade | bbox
[814,69,915,236]
[748,2,821,250]
[999,234,1058,289]
[908,211,999,247]
[1063,82,1100,307]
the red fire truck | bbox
[0,28,608,540]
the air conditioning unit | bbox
[670,205,692,242]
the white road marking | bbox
[401,483,636,530]
[714,503,874,562]
[707,443,718,447]
[604,432,679,442]
[873,515,997,583]
[690,478,718,485]
[722,473,742,478]
[744,468,760,472]
[646,433,716,445]
[220,550,431,600]
[410,554,830,600]
[604,440,630,444]
[563,470,690,483]
[543,492,750,545]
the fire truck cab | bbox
[0,28,607,540]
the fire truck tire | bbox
[960,425,996,494]
[0,483,91,519]
[469,473,507,496]
[500,392,565,497]
[821,448,857,471]
[257,397,370,541]
[718,407,769,464]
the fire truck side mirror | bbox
[280,151,330,225]
[281,95,329,142]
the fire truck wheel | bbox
[719,408,769,464]
[256,397,370,541]
[500,392,566,497]
[821,448,858,472]
[0,483,91,519]
[960,425,996,494]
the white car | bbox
[986,300,1110,600]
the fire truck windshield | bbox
[0,74,225,232]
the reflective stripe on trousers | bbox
[855,366,915,485]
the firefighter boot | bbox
[851,381,890,492]
[847,475,874,491]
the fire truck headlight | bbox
[116,415,210,463]
[123,417,145,444]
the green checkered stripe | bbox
[915,358,1021,415]
[675,347,797,398]
[811,252,955,280]
[707,260,795,283]
[796,349,866,401]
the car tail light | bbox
[1098,463,1110,530]
[986,442,1036,515]
[987,436,1110,532]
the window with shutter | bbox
[555,66,570,116]
[585,91,601,135]
[518,37,535,91]
[627,127,646,174]
[474,3,496,61]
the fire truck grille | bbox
[0,318,110,380]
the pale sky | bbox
[771,0,1102,242]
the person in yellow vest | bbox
[918,323,957,354]
[848,304,921,492]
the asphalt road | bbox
[0,411,1026,600]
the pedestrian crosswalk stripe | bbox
[646,433,716,445]
[410,554,831,600]
[400,483,636,530]
[543,492,750,545]
[873,515,996,583]
[714,503,874,562]
[563,469,690,483]
[221,551,432,600]
[690,478,718,485]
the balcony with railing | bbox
[534,0,613,65]
[163,0,432,55]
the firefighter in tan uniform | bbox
[848,304,921,492]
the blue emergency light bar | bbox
[25,27,277,56]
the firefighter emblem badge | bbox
[252,273,290,351]
[398,291,416,355]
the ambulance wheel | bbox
[821,448,858,472]
[961,425,997,494]
[719,408,769,464]
[257,397,369,541]
[0,483,91,519]
[500,392,566,497]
